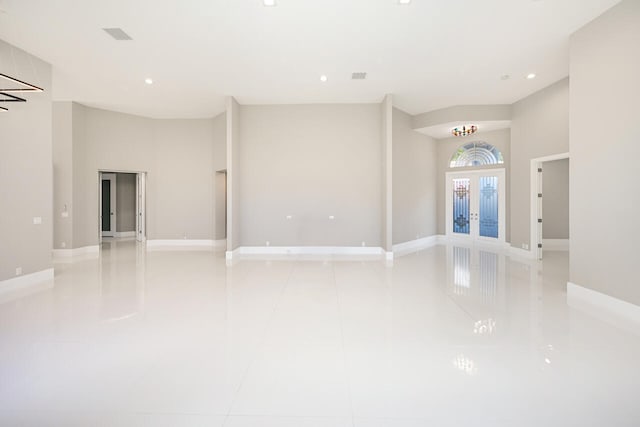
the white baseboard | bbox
[226,246,385,260]
[146,239,218,249]
[240,246,385,255]
[0,268,54,295]
[53,245,100,259]
[542,238,570,251]
[567,282,640,325]
[392,235,441,255]
[115,231,136,238]
[226,247,241,261]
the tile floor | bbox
[1,240,639,426]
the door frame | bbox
[136,172,147,242]
[100,173,117,237]
[445,168,506,244]
[530,152,569,260]
[98,170,147,244]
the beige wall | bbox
[436,128,511,238]
[238,104,382,247]
[381,95,393,251]
[57,103,224,247]
[71,102,90,247]
[510,78,569,250]
[0,40,53,282]
[115,173,136,232]
[542,159,569,239]
[53,102,73,250]
[152,119,216,240]
[227,98,242,250]
[392,108,438,244]
[570,0,640,305]
[212,112,227,240]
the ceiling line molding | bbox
[411,105,512,130]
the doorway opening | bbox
[101,173,117,237]
[530,153,570,259]
[215,170,227,240]
[445,168,506,244]
[99,171,147,243]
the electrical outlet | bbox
[15,267,22,276]
[522,243,529,250]
[361,241,366,247]
[61,242,66,248]
[266,241,270,246]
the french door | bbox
[445,169,505,243]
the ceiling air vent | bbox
[103,28,133,41]
[351,72,367,80]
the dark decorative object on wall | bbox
[0,72,44,112]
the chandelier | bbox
[0,73,44,112]
[451,125,478,137]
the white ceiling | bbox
[0,0,621,119]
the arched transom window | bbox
[450,142,504,168]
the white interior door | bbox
[136,172,146,242]
[446,169,505,243]
[101,173,117,237]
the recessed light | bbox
[145,78,153,85]
[398,0,412,4]
[320,75,328,82]
[263,0,276,6]
[500,74,510,81]
[527,73,536,79]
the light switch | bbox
[33,217,42,225]
[61,212,69,218]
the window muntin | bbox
[450,142,504,168]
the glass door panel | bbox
[478,176,499,238]
[452,178,470,235]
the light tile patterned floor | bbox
[0,239,638,426]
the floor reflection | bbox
[452,353,478,376]
[447,245,505,305]
[473,318,496,335]
[99,238,146,322]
